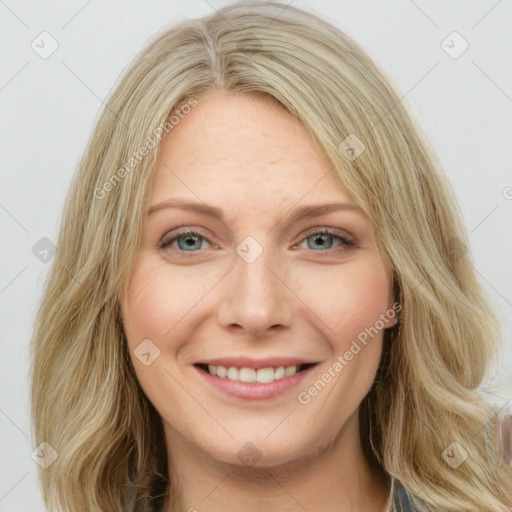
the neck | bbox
[162,412,391,512]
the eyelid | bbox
[158,226,214,249]
[299,226,355,245]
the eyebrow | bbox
[147,199,366,225]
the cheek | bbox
[293,260,391,414]
[121,255,212,344]
[294,256,392,344]
[122,265,170,343]
[120,258,207,419]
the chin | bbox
[199,430,327,471]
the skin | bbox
[121,92,397,512]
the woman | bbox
[29,2,512,511]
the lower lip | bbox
[195,365,317,400]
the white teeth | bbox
[205,364,301,382]
[238,367,257,383]
[274,366,285,379]
[216,366,227,378]
[256,367,275,383]
[227,367,239,380]
[285,365,297,376]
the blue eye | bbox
[159,228,213,253]
[158,227,356,256]
[300,229,355,253]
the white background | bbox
[0,1,511,509]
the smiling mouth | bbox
[194,363,317,384]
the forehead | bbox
[150,93,354,213]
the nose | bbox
[217,242,294,337]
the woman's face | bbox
[121,92,397,468]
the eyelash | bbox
[158,226,357,257]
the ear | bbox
[385,301,399,328]
[385,281,400,329]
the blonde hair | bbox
[29,2,512,511]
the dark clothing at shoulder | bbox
[393,483,416,512]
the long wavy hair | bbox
[29,2,512,511]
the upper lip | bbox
[195,356,318,370]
